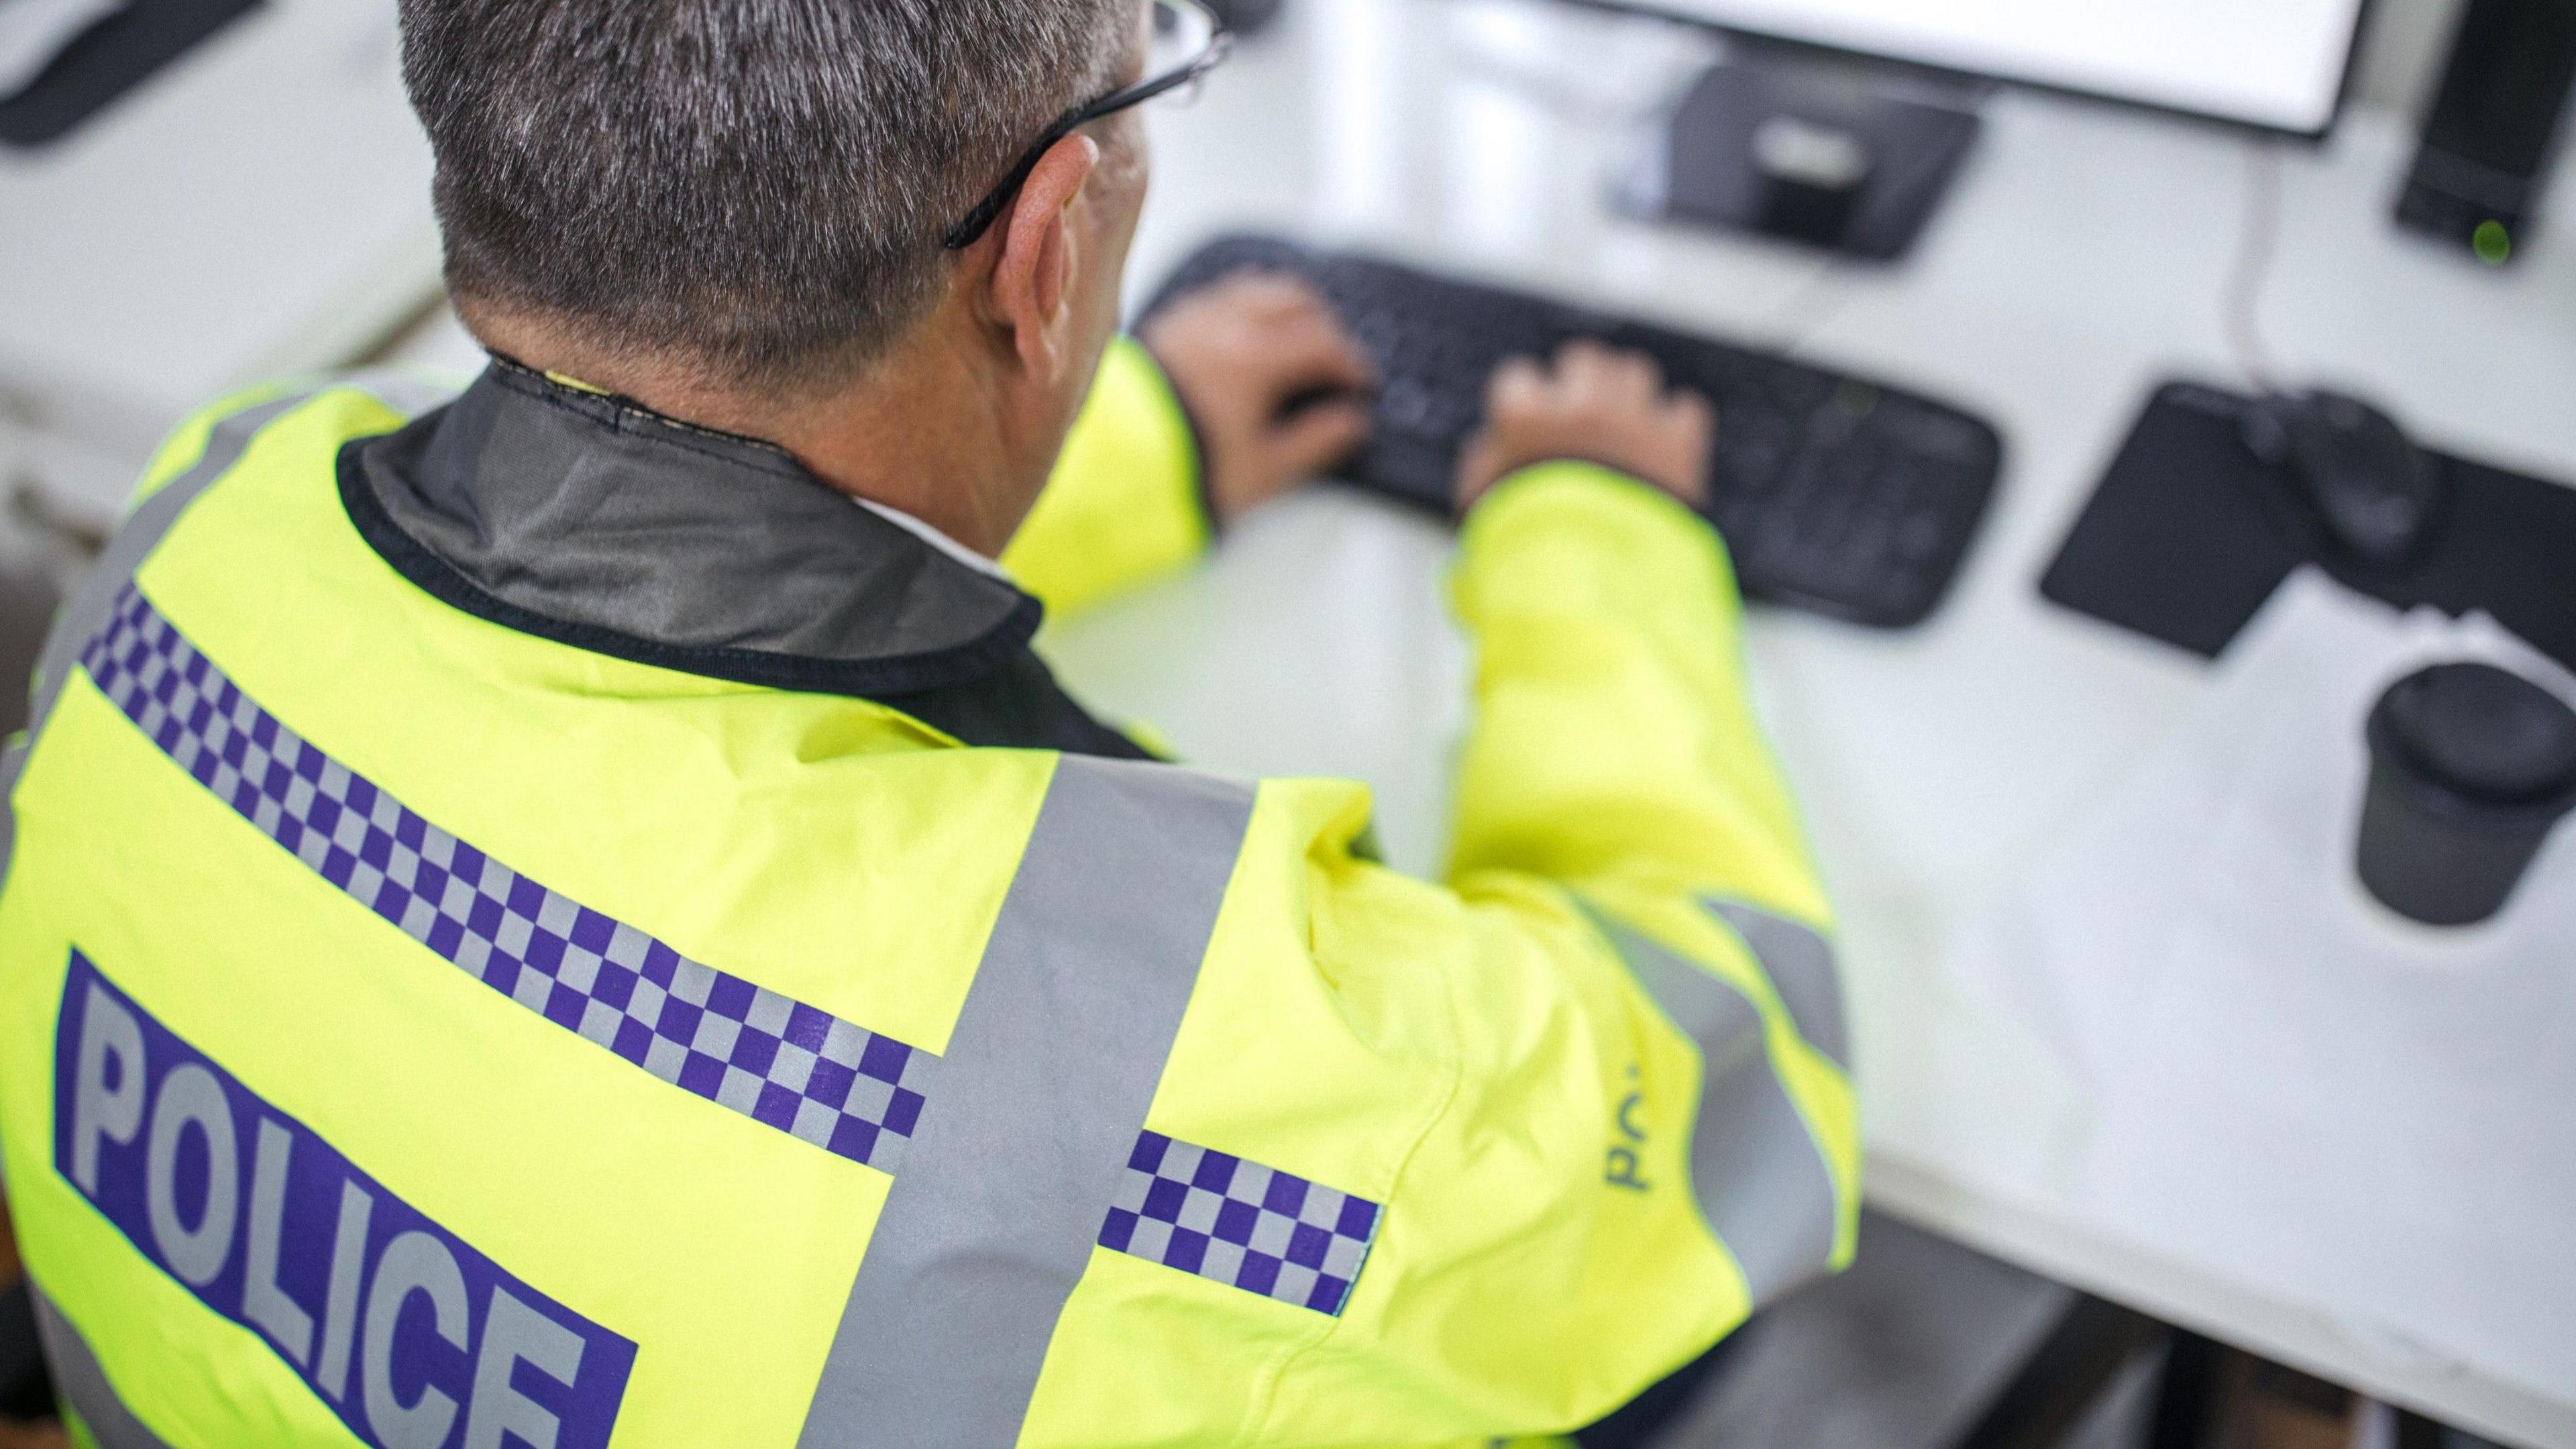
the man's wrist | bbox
[1453,458,1745,633]
[1464,458,1734,584]
[1468,457,1713,527]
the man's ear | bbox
[986,133,1103,382]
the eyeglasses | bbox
[941,0,1234,252]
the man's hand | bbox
[1454,341,1715,513]
[1140,273,1377,528]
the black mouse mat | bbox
[0,0,262,149]
[2041,380,2576,670]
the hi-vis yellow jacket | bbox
[0,338,1856,1449]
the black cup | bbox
[2358,661,2576,927]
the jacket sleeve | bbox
[1446,460,1859,1299]
[1000,337,1212,620]
[1247,462,1860,1440]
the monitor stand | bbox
[1621,56,1983,262]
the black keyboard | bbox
[1139,236,2004,629]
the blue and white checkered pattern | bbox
[79,584,1390,1311]
[79,585,932,1173]
[1101,1131,1381,1316]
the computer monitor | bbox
[1623,0,2372,136]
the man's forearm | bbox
[1447,461,1823,918]
[1445,459,1860,1281]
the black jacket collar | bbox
[340,360,1148,758]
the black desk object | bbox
[2393,0,2576,263]
[1633,61,1982,262]
[0,1281,49,1421]
[1143,235,2005,629]
[0,0,260,148]
[2041,381,2576,669]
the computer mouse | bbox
[2241,390,2445,567]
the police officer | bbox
[0,0,1857,1444]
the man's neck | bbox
[468,307,1035,558]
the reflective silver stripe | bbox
[0,740,25,910]
[5,388,319,930]
[33,392,313,732]
[29,1283,176,1449]
[1595,913,1839,1309]
[1705,897,1848,1069]
[30,372,449,735]
[796,757,1256,1449]
[7,376,449,896]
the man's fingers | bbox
[1270,398,1374,475]
[1462,338,1713,511]
[1544,341,1645,412]
[1452,428,1511,511]
[1557,336,1635,375]
[1155,272,1342,347]
[1487,354,1550,413]
[1597,348,1663,405]
[1556,337,1614,372]
[1210,270,1338,321]
[1665,388,1717,441]
[1265,311,1377,392]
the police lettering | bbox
[1606,1063,1652,1193]
[54,953,635,1449]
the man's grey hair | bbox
[399,0,1132,391]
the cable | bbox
[2223,140,2285,394]
[1767,78,1996,360]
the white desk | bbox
[0,0,439,523]
[1036,1,2576,1442]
